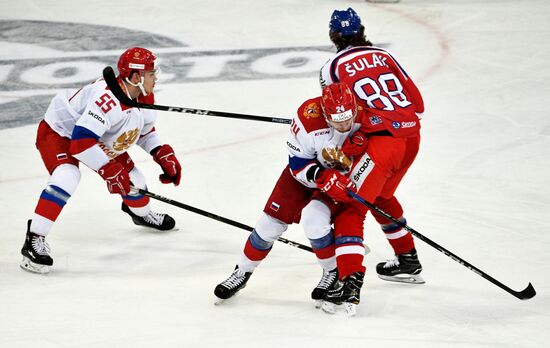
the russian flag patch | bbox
[270,202,280,212]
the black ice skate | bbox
[376,248,425,284]
[322,272,364,316]
[20,220,53,274]
[311,268,338,308]
[214,266,252,304]
[121,203,175,231]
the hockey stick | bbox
[102,66,291,124]
[131,187,313,253]
[348,190,536,300]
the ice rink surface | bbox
[1,0,549,347]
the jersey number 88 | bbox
[353,73,411,111]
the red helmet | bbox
[321,82,357,122]
[117,47,157,79]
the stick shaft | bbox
[103,66,291,124]
[348,190,535,300]
[135,187,313,253]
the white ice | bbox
[1,0,549,347]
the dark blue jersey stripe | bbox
[289,155,316,171]
[71,125,100,141]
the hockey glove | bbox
[152,144,182,186]
[315,169,356,203]
[342,132,367,158]
[98,160,131,195]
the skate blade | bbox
[214,293,237,305]
[378,273,425,284]
[321,301,358,317]
[344,303,357,317]
[214,297,226,306]
[313,300,325,309]
[20,256,50,274]
[321,301,336,314]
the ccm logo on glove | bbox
[315,169,356,203]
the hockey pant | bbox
[238,165,335,273]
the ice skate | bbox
[20,220,53,274]
[121,203,175,231]
[214,266,252,304]
[322,272,364,317]
[376,248,425,284]
[311,268,338,308]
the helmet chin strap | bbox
[124,74,147,96]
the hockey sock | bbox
[381,217,415,255]
[243,229,273,261]
[31,164,80,236]
[335,236,366,279]
[372,196,415,254]
[122,193,151,217]
[309,233,337,271]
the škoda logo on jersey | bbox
[0,20,340,130]
[392,121,417,129]
[350,154,375,187]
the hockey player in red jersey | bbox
[20,47,182,274]
[320,8,425,287]
[214,83,368,306]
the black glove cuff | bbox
[306,164,323,183]
[150,145,162,156]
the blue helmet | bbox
[329,8,362,37]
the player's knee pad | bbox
[301,199,332,240]
[309,231,334,250]
[254,213,288,243]
[248,229,274,251]
[49,163,81,196]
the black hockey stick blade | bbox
[102,66,291,124]
[514,282,536,300]
[131,186,313,253]
[348,190,537,300]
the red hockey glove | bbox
[315,169,356,203]
[152,144,182,186]
[342,132,368,158]
[98,160,131,195]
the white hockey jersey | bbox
[44,77,162,171]
[286,96,364,188]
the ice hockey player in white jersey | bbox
[20,47,182,274]
[214,82,369,305]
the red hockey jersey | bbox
[320,46,424,138]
